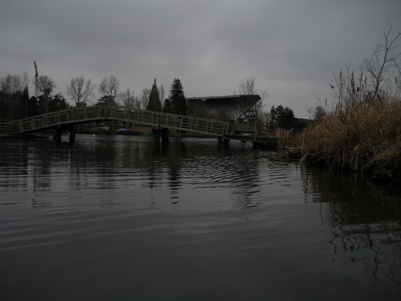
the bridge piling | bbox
[68,126,76,145]
[153,127,169,146]
[161,128,169,146]
[51,125,76,144]
[153,128,160,144]
[52,126,62,143]
[217,137,230,148]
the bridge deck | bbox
[0,106,230,137]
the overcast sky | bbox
[1,0,400,118]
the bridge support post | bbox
[161,128,169,146]
[53,126,62,143]
[153,128,161,144]
[68,126,76,145]
[223,138,230,147]
[218,137,230,147]
[153,128,169,146]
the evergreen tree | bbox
[96,95,118,107]
[0,92,7,122]
[268,105,298,131]
[168,78,186,115]
[147,79,162,112]
[268,106,277,132]
[0,91,21,121]
[28,96,40,117]
[20,87,30,118]
[48,93,70,112]
[163,99,172,113]
[37,95,48,114]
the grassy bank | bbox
[290,21,401,179]
[298,98,401,180]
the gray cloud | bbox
[1,0,400,117]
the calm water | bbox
[1,135,400,301]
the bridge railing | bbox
[2,106,230,137]
[120,110,229,136]
[0,122,16,135]
[5,107,122,133]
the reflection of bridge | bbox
[0,106,277,148]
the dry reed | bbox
[275,128,298,148]
[299,99,401,178]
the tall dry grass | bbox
[275,128,299,147]
[299,99,401,178]
[298,23,401,178]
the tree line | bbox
[0,74,187,122]
[1,72,305,133]
[267,105,303,132]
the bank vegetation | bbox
[294,21,401,180]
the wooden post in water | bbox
[218,137,230,148]
[68,125,76,145]
[223,138,230,147]
[53,126,62,143]
[217,137,230,147]
[153,127,169,146]
[153,128,161,145]
[161,128,169,146]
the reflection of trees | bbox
[32,145,53,191]
[65,135,119,190]
[0,141,29,190]
[223,149,261,209]
[165,142,184,200]
[92,136,118,190]
[120,136,183,200]
[300,164,401,287]
[0,140,63,192]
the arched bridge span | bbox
[0,106,230,137]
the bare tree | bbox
[118,89,140,110]
[238,77,256,95]
[0,74,25,94]
[67,75,96,107]
[22,72,29,89]
[98,75,120,98]
[133,94,141,110]
[364,16,401,99]
[158,85,165,103]
[332,16,401,115]
[37,75,55,97]
[139,88,151,110]
[235,77,267,127]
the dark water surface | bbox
[1,135,400,300]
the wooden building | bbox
[186,94,261,124]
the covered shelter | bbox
[186,94,261,125]
[187,95,261,134]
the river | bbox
[1,134,400,300]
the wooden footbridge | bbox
[0,106,229,136]
[0,106,277,148]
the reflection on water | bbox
[0,134,400,300]
[301,167,401,288]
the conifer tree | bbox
[21,87,30,118]
[168,78,186,115]
[268,105,298,131]
[163,99,172,113]
[147,79,162,112]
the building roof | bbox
[187,95,261,109]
